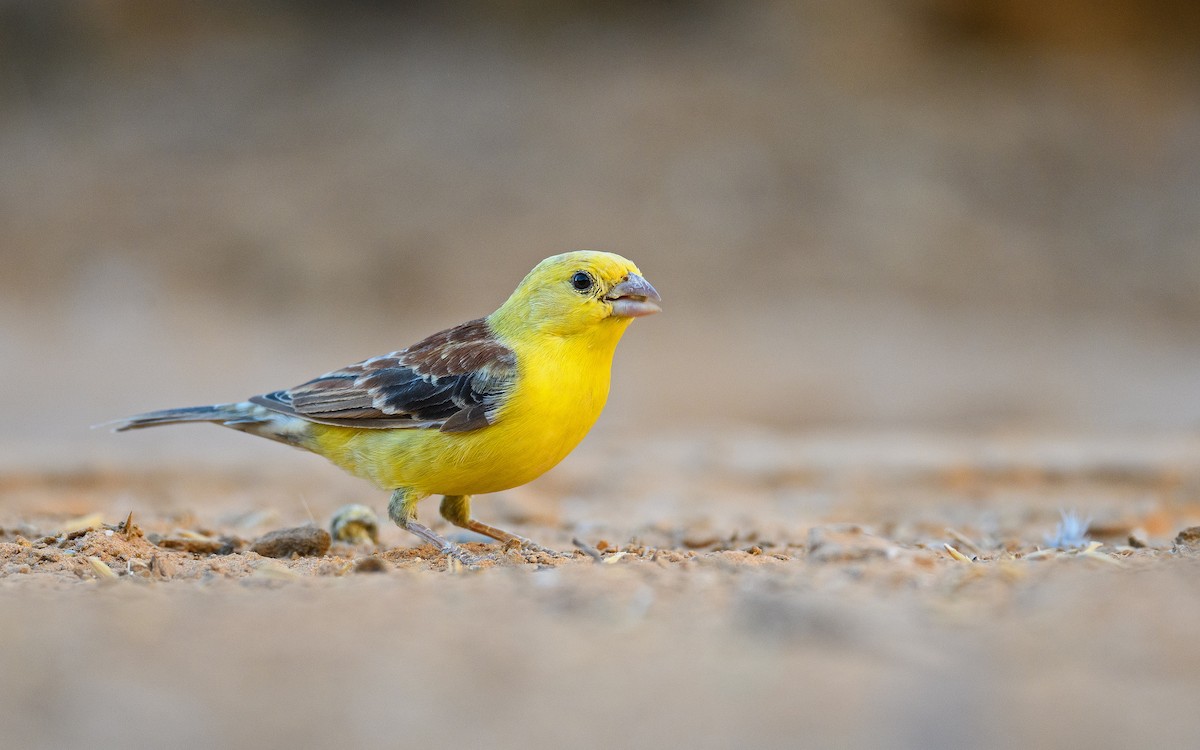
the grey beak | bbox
[605,273,662,318]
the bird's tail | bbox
[110,402,258,432]
[108,401,311,446]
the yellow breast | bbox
[306,319,630,498]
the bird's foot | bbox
[396,515,483,570]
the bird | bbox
[112,251,661,565]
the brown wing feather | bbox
[250,319,516,432]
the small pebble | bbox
[150,554,176,579]
[154,536,226,555]
[1173,526,1200,549]
[353,557,389,574]
[251,526,332,558]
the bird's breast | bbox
[493,336,614,467]
[310,332,619,497]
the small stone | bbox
[150,554,177,579]
[251,526,332,558]
[154,536,226,555]
[353,557,389,574]
[1173,526,1200,549]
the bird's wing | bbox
[249,318,516,433]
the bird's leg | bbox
[388,489,479,567]
[439,495,565,558]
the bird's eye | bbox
[571,271,594,293]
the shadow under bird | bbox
[112,251,661,565]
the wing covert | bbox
[249,319,515,432]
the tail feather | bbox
[110,403,258,432]
[109,401,312,447]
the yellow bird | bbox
[114,251,661,564]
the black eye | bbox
[571,271,594,292]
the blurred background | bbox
[3,0,1200,466]
[3,9,1200,748]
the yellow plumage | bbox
[115,250,660,564]
[310,252,640,494]
[310,324,623,496]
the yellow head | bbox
[488,251,662,339]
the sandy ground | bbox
[2,430,1199,749]
[4,4,1200,747]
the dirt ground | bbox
[4,3,1200,747]
[2,430,1199,749]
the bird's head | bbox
[490,251,662,339]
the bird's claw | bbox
[442,537,567,568]
[445,548,482,571]
[443,540,565,569]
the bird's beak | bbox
[605,273,662,318]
